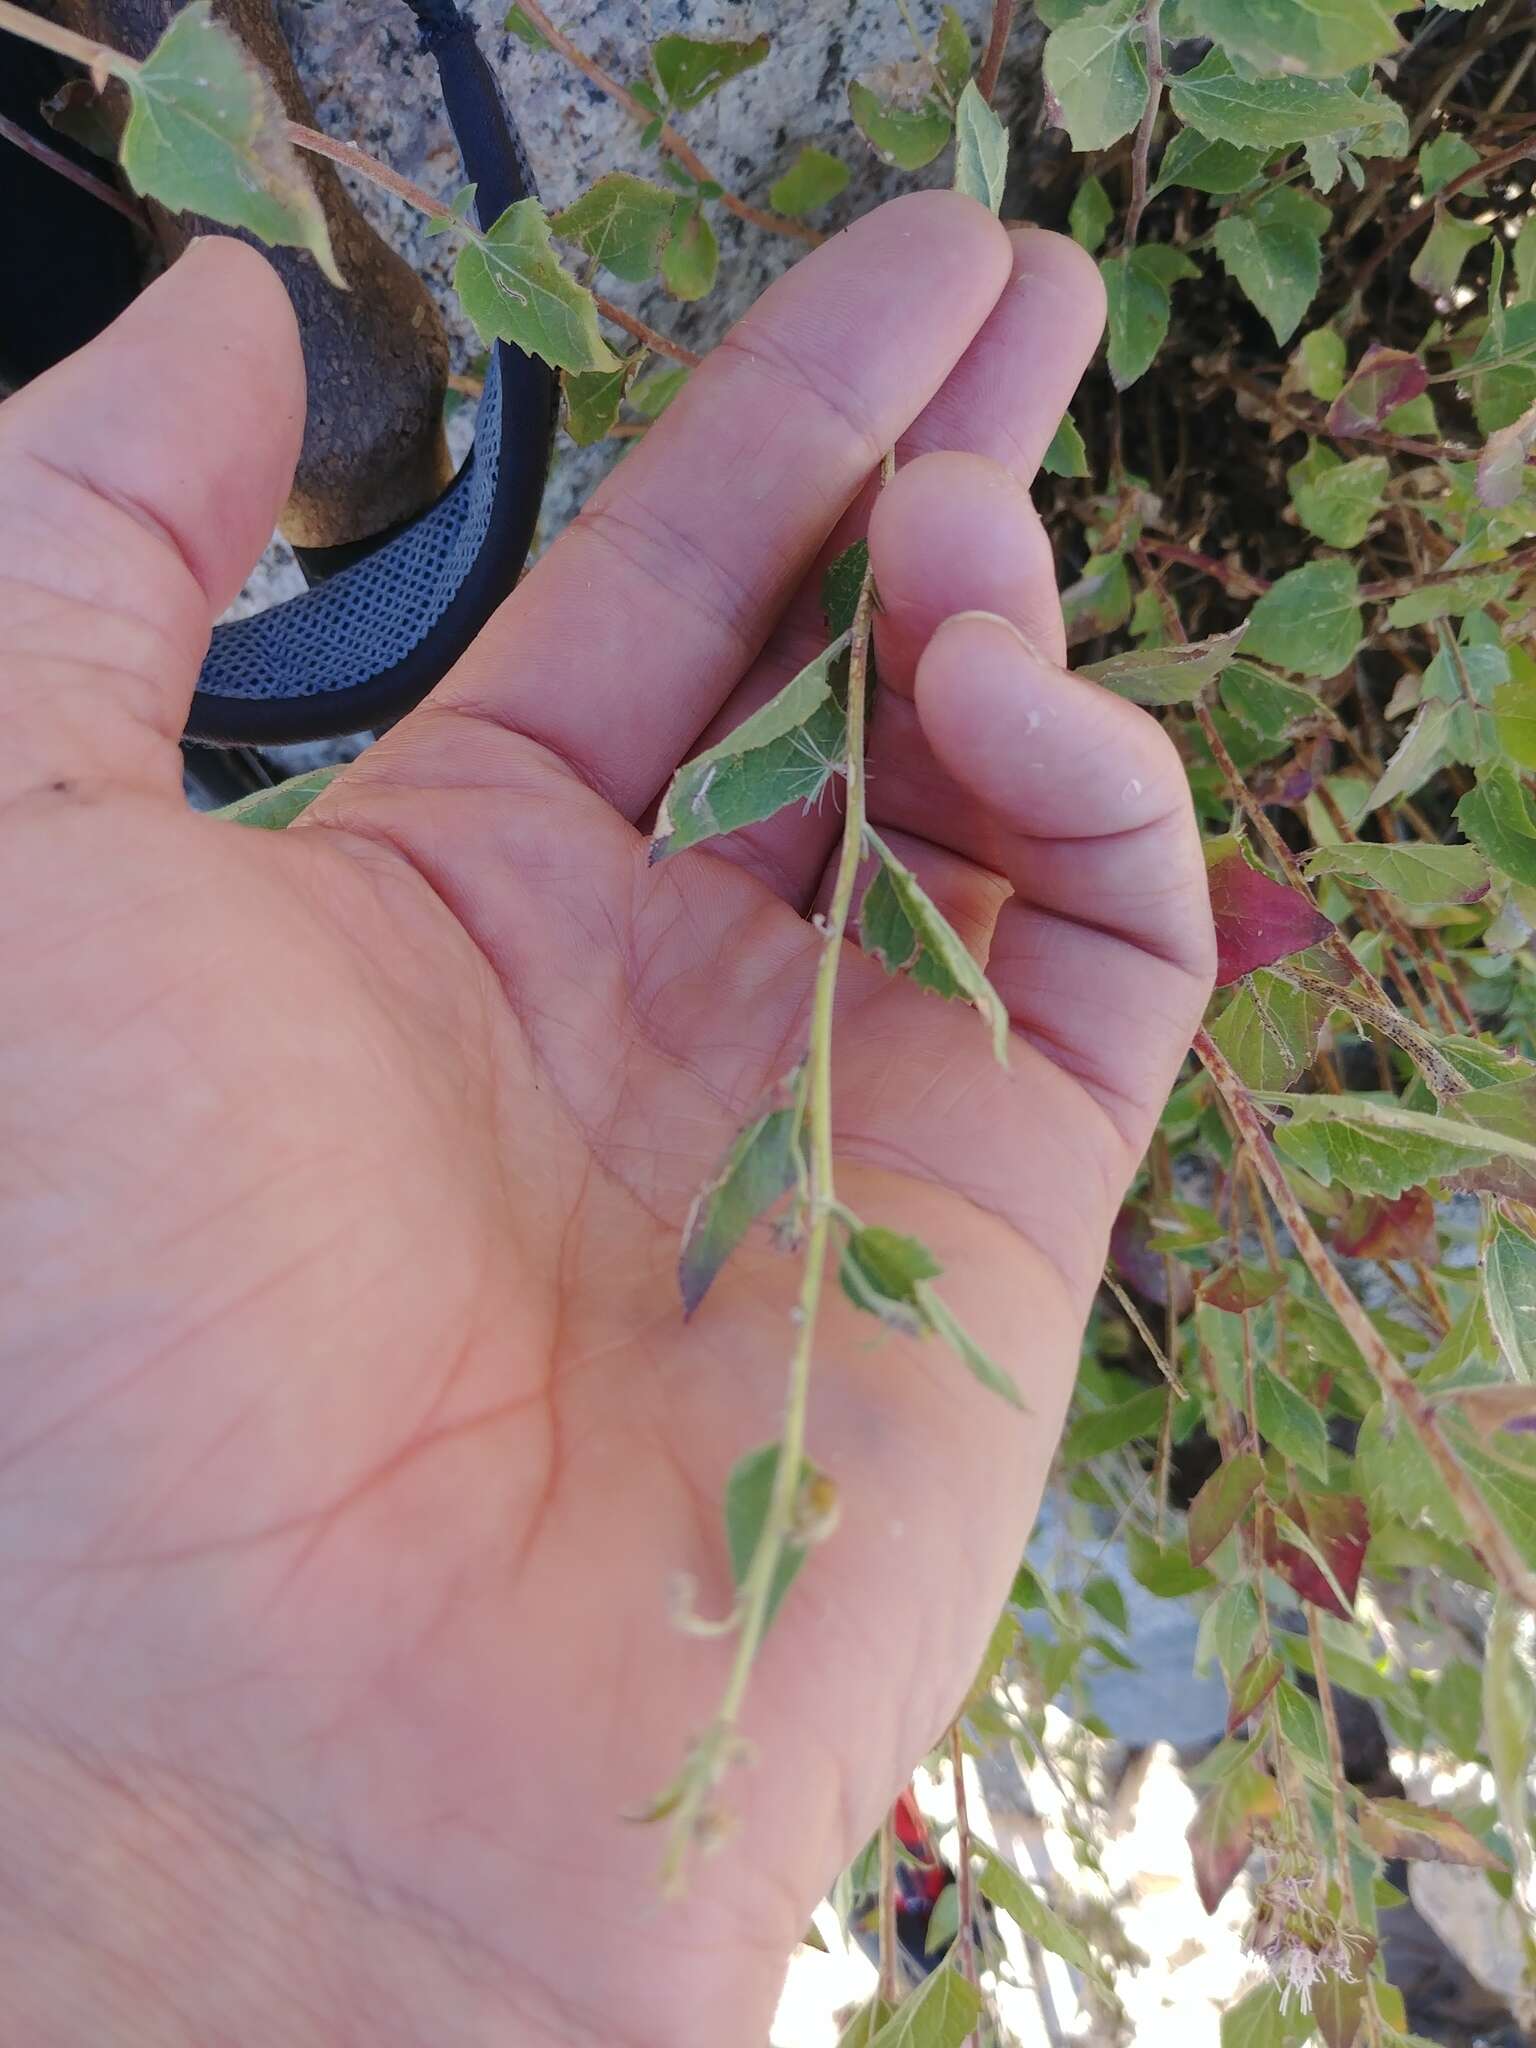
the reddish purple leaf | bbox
[1187,1764,1280,1914]
[1333,1188,1438,1264]
[1110,1203,1195,1314]
[1326,346,1428,437]
[1207,845,1336,987]
[1188,1451,1263,1566]
[1260,1492,1369,1620]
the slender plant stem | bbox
[949,1725,980,2041]
[1140,537,1270,596]
[1281,966,1467,1101]
[0,110,145,226]
[0,0,124,71]
[1307,1612,1384,2047]
[592,300,702,368]
[1124,0,1164,248]
[511,0,821,246]
[878,1808,900,2007]
[1194,1025,1536,1611]
[978,0,1018,103]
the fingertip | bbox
[1006,225,1107,344]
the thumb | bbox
[0,236,305,801]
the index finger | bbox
[424,193,1014,816]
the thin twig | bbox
[591,297,701,368]
[1124,0,1164,248]
[512,0,821,246]
[878,1809,900,2008]
[0,109,145,227]
[978,0,1018,104]
[949,1726,980,2043]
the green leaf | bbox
[1209,968,1328,1090]
[1220,663,1322,743]
[118,1,340,285]
[1126,1524,1215,1597]
[1081,623,1247,704]
[1298,326,1347,401]
[1188,1762,1281,1912]
[1043,3,1148,153]
[1242,559,1362,678]
[822,540,871,638]
[1486,1217,1536,1379]
[840,1225,942,1335]
[1420,132,1482,198]
[1494,670,1536,770]
[504,5,550,49]
[1213,185,1329,344]
[1287,444,1389,548]
[1043,411,1090,477]
[838,2000,899,2048]
[1169,50,1403,152]
[1269,1090,1536,1199]
[652,631,852,858]
[1411,210,1489,299]
[724,1442,816,1631]
[1221,1981,1291,2048]
[1256,1369,1331,1483]
[652,32,769,111]
[1357,1399,1469,1543]
[455,200,619,371]
[1305,840,1491,909]
[1153,129,1270,196]
[561,358,636,445]
[922,1289,1025,1408]
[768,146,849,216]
[935,5,973,96]
[848,79,952,170]
[1101,245,1198,390]
[866,1957,983,2048]
[661,202,718,301]
[1185,0,1403,76]
[1199,1582,1262,1681]
[953,79,1007,214]
[629,364,689,418]
[679,1091,802,1315]
[1069,174,1113,252]
[551,173,676,283]
[861,827,1010,1063]
[1457,762,1536,888]
[1187,1451,1264,1566]
[975,1845,1105,1982]
[211,765,339,828]
[1367,699,1452,810]
[1060,1386,1169,1462]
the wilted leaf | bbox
[1170,50,1403,151]
[953,80,1007,214]
[1242,559,1363,677]
[456,200,619,371]
[1203,1262,1285,1313]
[849,78,951,170]
[1255,1369,1331,1483]
[679,1089,802,1315]
[1326,345,1429,437]
[1206,839,1335,986]
[1260,1492,1368,1619]
[652,632,851,859]
[1214,185,1329,345]
[212,765,339,827]
[552,173,676,283]
[724,1441,818,1632]
[1187,1762,1280,1913]
[1287,445,1389,548]
[118,1,340,284]
[1485,1217,1536,1380]
[768,146,848,216]
[1227,1648,1283,1736]
[1357,1797,1501,1869]
[1081,624,1248,705]
[652,33,769,110]
[861,827,1011,1064]
[1458,762,1536,889]
[975,1844,1106,1982]
[865,1955,983,2048]
[1188,1451,1263,1566]
[1305,840,1490,907]
[1043,3,1148,153]
[661,202,718,301]
[1102,244,1198,389]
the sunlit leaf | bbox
[768,146,849,216]
[935,5,973,95]
[561,357,636,445]
[456,199,619,370]
[1242,559,1363,677]
[1227,1648,1283,1736]
[975,1844,1106,1982]
[1326,345,1429,437]
[1206,839,1335,986]
[552,172,676,283]
[1081,623,1248,704]
[504,5,550,49]
[839,1225,941,1335]
[1170,50,1404,152]
[1185,0,1402,76]
[1208,966,1329,1089]
[1187,1762,1280,1913]
[652,32,769,110]
[953,79,1007,215]
[1214,185,1329,345]
[1256,1369,1331,1483]
[724,1442,818,1631]
[1305,839,1490,908]
[1260,1491,1368,1619]
[1043,2,1148,153]
[865,1955,982,2048]
[211,765,340,827]
[1188,1451,1264,1566]
[849,78,952,170]
[1270,1091,1536,1200]
[861,827,1011,1064]
[1357,1797,1501,1870]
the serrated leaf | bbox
[211,765,340,827]
[1306,839,1489,908]
[118,1,340,285]
[866,1956,983,2048]
[1256,1369,1331,1483]
[1187,1762,1280,1913]
[1185,0,1402,77]
[1326,345,1429,437]
[1069,174,1113,251]
[849,79,952,170]
[1420,132,1482,197]
[1411,211,1488,300]
[1270,1091,1536,1200]
[661,202,718,301]
[1242,559,1362,678]
[768,146,848,216]
[1170,50,1402,152]
[1206,840,1335,986]
[1209,967,1329,1089]
[724,1442,816,1631]
[1486,1217,1536,1379]
[1043,4,1148,153]
[652,33,769,111]
[561,357,636,445]
[1357,1797,1501,1869]
[861,827,1011,1064]
[953,79,1007,214]
[1154,129,1270,196]
[652,632,851,859]
[822,540,870,639]
[1287,445,1389,548]
[975,1844,1105,1981]
[1227,1648,1283,1736]
[1220,663,1322,742]
[552,172,676,283]
[1493,671,1536,770]
[1457,762,1536,888]
[1081,623,1248,704]
[1188,1451,1264,1566]
[455,199,618,371]
[1101,244,1197,389]
[1043,411,1090,477]
[679,1091,802,1315]
[1442,1077,1536,1204]
[1261,1491,1368,1619]
[1357,1399,1469,1542]
[1214,185,1329,345]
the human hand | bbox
[0,197,1212,2047]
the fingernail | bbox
[940,608,1042,659]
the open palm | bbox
[0,198,1212,2047]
